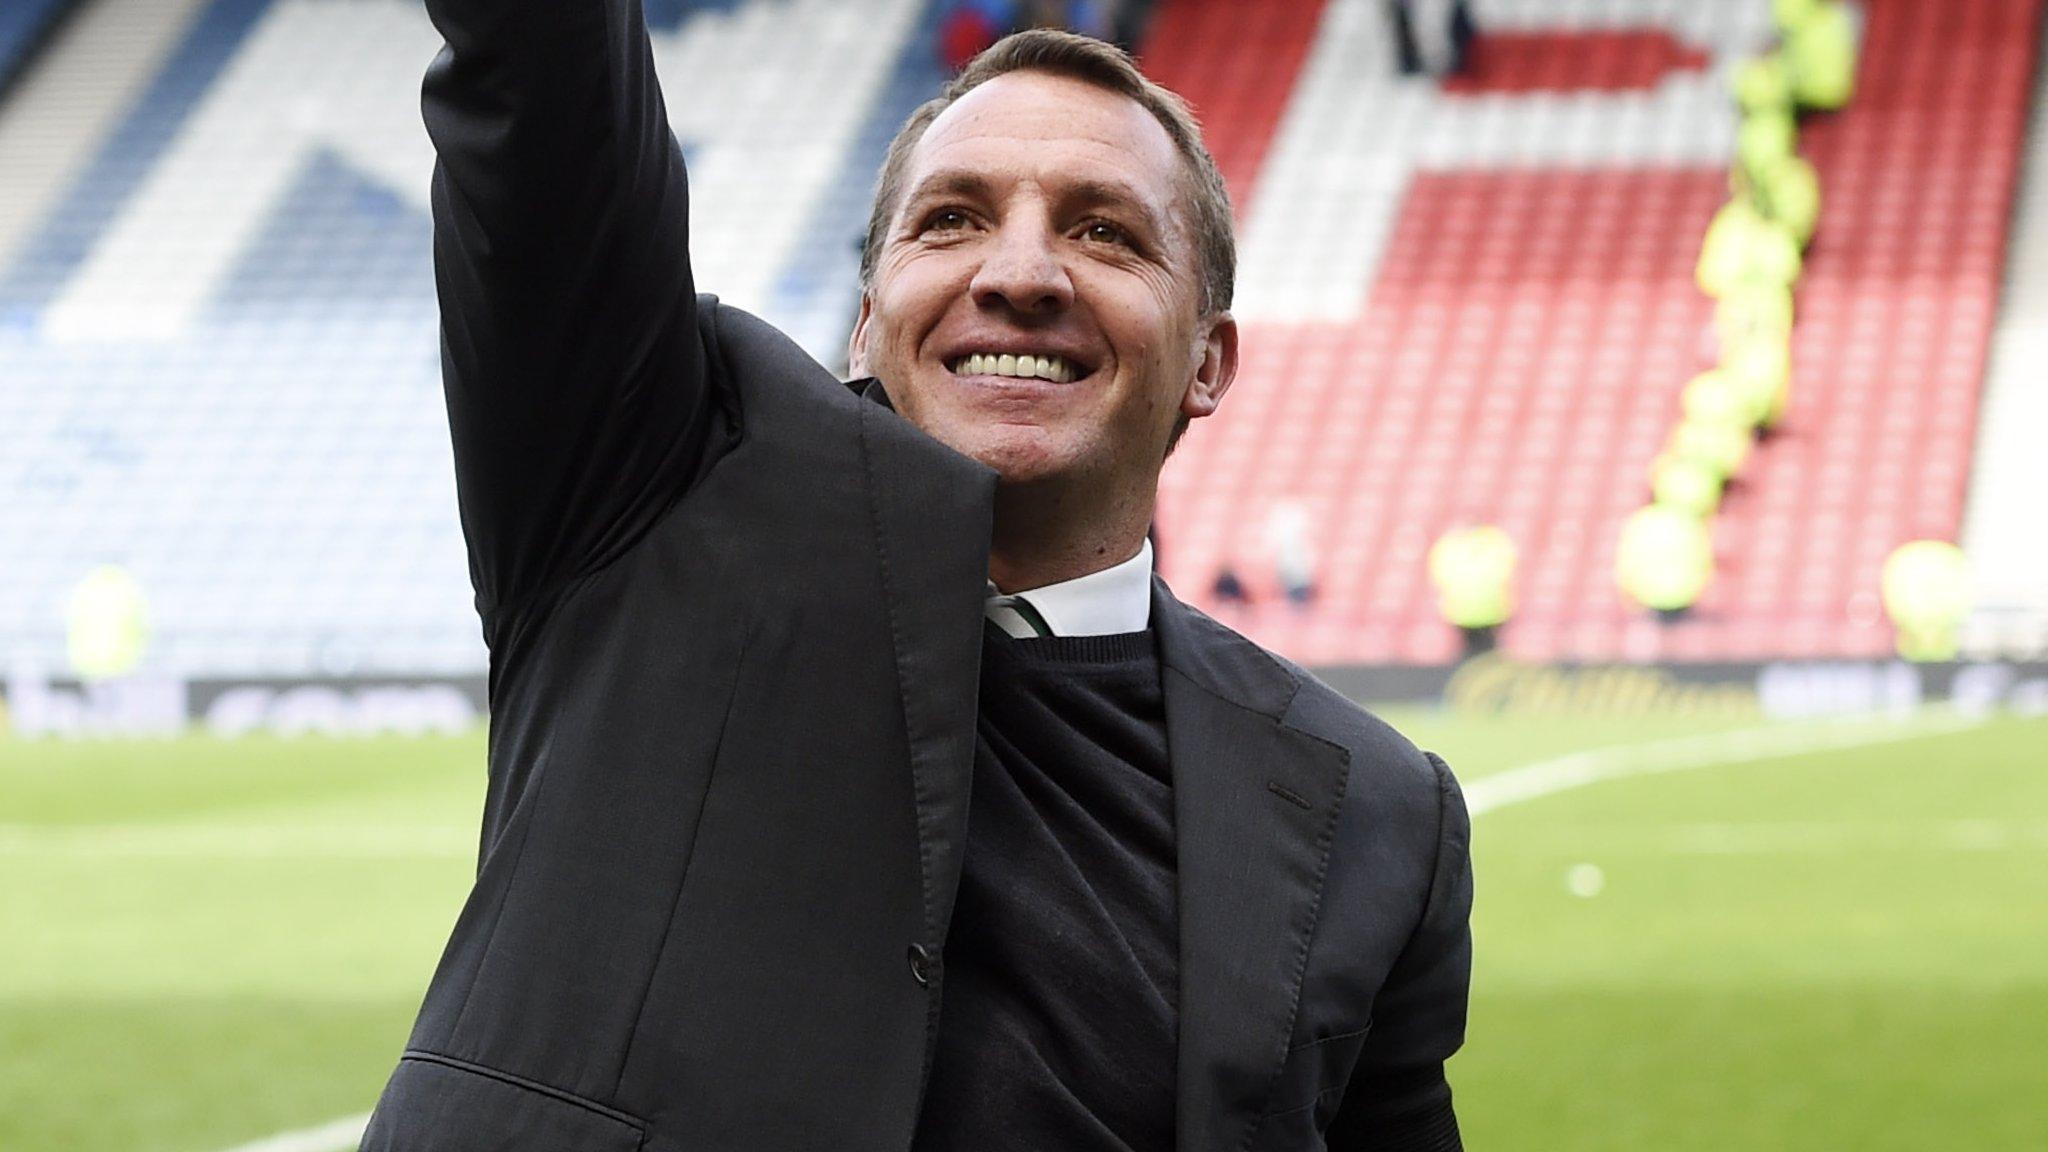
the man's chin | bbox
[899,407,1079,483]
[952,433,1071,486]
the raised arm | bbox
[423,0,723,627]
[1326,752,1474,1151]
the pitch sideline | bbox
[212,1113,373,1152]
[206,708,1987,1152]
[1460,708,1983,817]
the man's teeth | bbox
[952,353,1078,383]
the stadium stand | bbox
[0,0,77,95]
[0,0,208,279]
[1150,0,2043,665]
[1439,26,1709,95]
[1962,11,2048,658]
[0,0,2040,679]
[1718,0,2039,661]
[0,0,937,678]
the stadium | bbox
[1,0,2044,1148]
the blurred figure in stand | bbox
[948,0,1130,71]
[1017,0,1114,41]
[1882,540,1972,662]
[1387,0,1477,77]
[1428,525,1516,659]
[1265,499,1317,606]
[1387,0,1423,75]
[939,1,1013,72]
[1209,564,1250,607]
[1616,505,1713,622]
[65,564,150,682]
[1783,0,1856,110]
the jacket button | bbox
[908,943,933,987]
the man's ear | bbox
[1180,312,1239,420]
[847,293,875,377]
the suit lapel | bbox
[856,380,997,946]
[1153,581,1351,1152]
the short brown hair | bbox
[859,29,1236,316]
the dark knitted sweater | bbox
[912,625,1177,1152]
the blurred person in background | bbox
[1781,0,1856,110]
[1018,0,1115,41]
[1616,504,1714,622]
[939,1,1008,71]
[1209,561,1250,606]
[1266,498,1319,607]
[1427,525,1515,659]
[361,7,1472,1152]
[941,0,1126,71]
[1386,0,1479,78]
[64,564,149,681]
[1388,0,1423,74]
[1882,540,1972,662]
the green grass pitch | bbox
[3,709,2044,1150]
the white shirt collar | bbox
[986,539,1154,638]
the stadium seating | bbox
[1440,28,1710,95]
[0,0,945,678]
[1152,0,2043,664]
[0,0,2039,677]
[0,0,75,93]
[1961,2,2048,657]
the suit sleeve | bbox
[1325,751,1474,1151]
[422,0,720,625]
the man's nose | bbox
[969,221,1073,316]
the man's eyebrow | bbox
[901,169,997,206]
[1059,177,1172,237]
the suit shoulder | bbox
[699,296,846,399]
[1165,596,1451,805]
[1279,666,1466,909]
[700,298,993,478]
[1281,663,1447,802]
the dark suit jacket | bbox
[361,2,1472,1149]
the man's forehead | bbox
[911,71,1183,196]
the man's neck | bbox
[988,479,1152,595]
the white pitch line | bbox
[211,1112,370,1152]
[1662,817,2048,855]
[207,709,1988,1152]
[1505,817,2048,856]
[0,823,473,858]
[1462,710,1985,818]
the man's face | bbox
[850,71,1236,495]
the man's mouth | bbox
[946,352,1084,384]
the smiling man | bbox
[851,60,1236,598]
[363,8,1469,1152]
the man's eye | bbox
[924,209,970,233]
[1081,221,1132,247]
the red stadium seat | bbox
[1150,0,2041,664]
